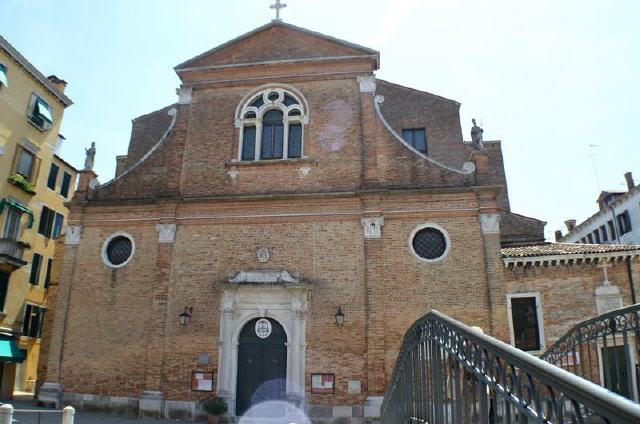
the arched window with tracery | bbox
[236,87,308,161]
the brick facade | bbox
[37,21,638,422]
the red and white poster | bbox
[191,371,214,392]
[311,373,335,394]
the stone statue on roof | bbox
[471,119,484,150]
[84,142,96,170]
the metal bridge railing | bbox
[380,310,640,424]
[540,303,640,402]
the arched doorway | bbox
[235,317,287,416]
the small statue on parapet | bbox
[471,119,484,150]
[84,142,96,170]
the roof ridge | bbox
[174,21,379,71]
[131,103,178,122]
[377,79,460,105]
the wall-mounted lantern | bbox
[179,306,193,327]
[335,306,345,327]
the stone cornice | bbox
[177,54,380,74]
[76,185,495,208]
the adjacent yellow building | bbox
[0,36,76,399]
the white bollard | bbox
[62,406,75,424]
[0,404,13,424]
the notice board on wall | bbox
[191,371,214,392]
[311,373,335,394]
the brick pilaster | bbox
[143,206,178,392]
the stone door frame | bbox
[216,282,309,415]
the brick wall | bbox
[503,257,640,348]
[46,189,502,406]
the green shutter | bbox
[60,172,71,197]
[47,164,59,190]
[22,304,31,335]
[0,63,8,87]
[44,259,52,290]
[52,213,64,239]
[0,198,34,228]
[29,254,41,285]
[35,98,53,123]
[38,207,50,236]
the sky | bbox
[2,0,639,240]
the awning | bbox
[0,338,24,363]
[0,198,34,228]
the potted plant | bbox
[198,396,228,424]
[7,173,36,195]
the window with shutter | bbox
[44,258,52,290]
[401,128,428,154]
[617,211,632,235]
[608,220,617,240]
[60,172,72,198]
[52,213,64,239]
[0,272,9,312]
[14,146,36,181]
[29,95,54,130]
[22,304,45,338]
[22,304,32,335]
[600,225,608,242]
[3,207,22,240]
[47,163,59,190]
[29,254,42,285]
[510,296,542,351]
[0,63,8,87]
[38,206,60,238]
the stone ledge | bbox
[225,157,318,168]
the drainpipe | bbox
[628,257,637,304]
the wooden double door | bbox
[236,318,287,417]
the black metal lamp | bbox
[179,306,193,326]
[335,306,345,327]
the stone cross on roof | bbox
[598,260,612,285]
[270,0,287,21]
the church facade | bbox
[36,22,640,422]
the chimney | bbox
[554,230,563,242]
[564,219,576,232]
[47,75,68,93]
[624,172,635,191]
[115,155,128,177]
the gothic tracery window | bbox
[237,88,307,161]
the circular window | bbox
[102,233,135,268]
[267,91,279,101]
[409,224,450,262]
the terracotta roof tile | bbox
[502,243,640,258]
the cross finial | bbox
[270,0,287,22]
[598,260,612,285]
